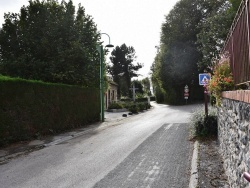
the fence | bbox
[221,0,250,86]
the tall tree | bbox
[108,43,142,97]
[197,0,241,72]
[151,0,232,104]
[0,0,100,87]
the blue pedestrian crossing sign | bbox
[199,73,210,85]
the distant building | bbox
[105,76,118,109]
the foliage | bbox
[137,102,146,111]
[119,101,133,109]
[141,77,151,96]
[114,100,151,113]
[129,102,151,113]
[229,0,242,13]
[190,105,218,137]
[135,93,145,99]
[108,102,123,109]
[0,75,99,146]
[209,60,234,106]
[128,104,139,114]
[151,0,208,104]
[132,79,144,97]
[0,0,100,87]
[197,0,241,72]
[108,44,143,97]
[151,0,240,105]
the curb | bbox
[189,140,199,188]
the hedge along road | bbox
[0,102,198,188]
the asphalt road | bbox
[0,102,197,188]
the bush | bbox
[136,97,148,102]
[116,101,151,113]
[137,102,146,111]
[119,101,133,109]
[108,102,123,109]
[128,104,139,114]
[190,106,218,137]
[120,98,132,102]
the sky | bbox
[0,0,179,79]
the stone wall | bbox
[218,97,250,188]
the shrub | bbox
[128,104,139,114]
[120,98,132,102]
[108,102,123,109]
[137,102,146,111]
[136,97,148,102]
[122,101,135,109]
[117,101,151,113]
[190,106,218,137]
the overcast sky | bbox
[0,0,179,79]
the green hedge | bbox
[0,76,100,146]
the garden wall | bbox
[218,90,250,188]
[0,76,100,146]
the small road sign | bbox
[199,73,211,85]
[184,85,189,93]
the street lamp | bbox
[96,33,114,122]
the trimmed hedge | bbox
[0,76,100,146]
[108,102,123,109]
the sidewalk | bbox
[197,137,230,188]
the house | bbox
[105,76,118,109]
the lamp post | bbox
[96,33,114,122]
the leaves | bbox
[197,0,240,72]
[151,0,240,105]
[108,43,143,98]
[152,0,208,104]
[0,0,100,87]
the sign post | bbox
[199,73,211,117]
[184,85,189,104]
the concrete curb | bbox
[43,127,97,147]
[189,140,199,188]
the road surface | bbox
[0,102,198,188]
